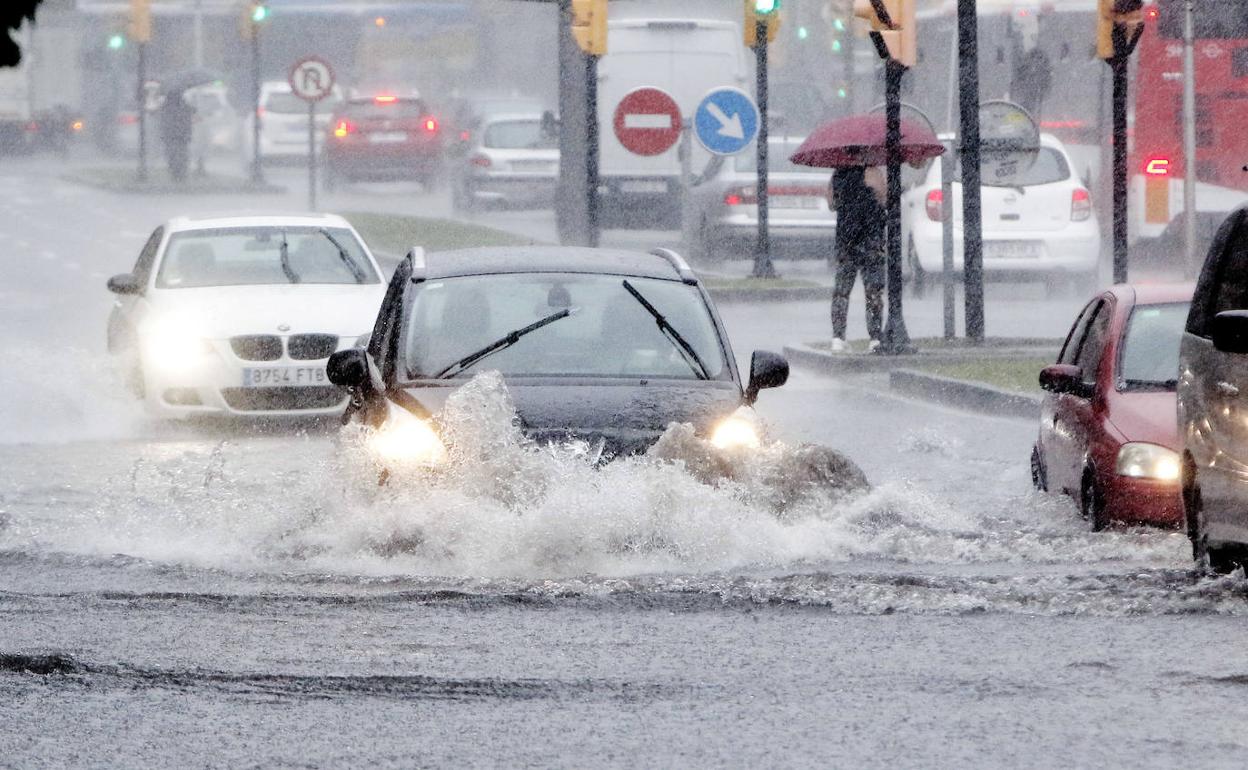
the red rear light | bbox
[424,117,438,133]
[724,193,743,206]
[333,119,355,139]
[470,154,491,168]
[459,130,471,142]
[24,121,38,133]
[71,120,84,132]
[374,95,397,105]
[118,114,138,126]
[256,107,265,118]
[1144,156,1170,176]
[1071,188,1092,222]
[925,189,943,221]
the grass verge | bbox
[342,212,534,255]
[914,358,1050,393]
[810,336,1062,352]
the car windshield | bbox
[1118,301,1190,389]
[951,146,1071,187]
[155,227,378,288]
[404,273,728,380]
[484,120,556,149]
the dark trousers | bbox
[831,255,885,340]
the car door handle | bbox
[1217,381,1240,398]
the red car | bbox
[324,95,443,189]
[1032,283,1192,529]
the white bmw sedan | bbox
[106,214,386,418]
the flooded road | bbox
[2,157,1246,767]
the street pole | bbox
[136,41,148,182]
[250,25,264,185]
[307,102,316,211]
[941,138,955,339]
[586,53,600,248]
[1110,53,1128,284]
[958,0,984,342]
[679,119,693,257]
[753,18,776,278]
[192,0,204,69]
[881,58,910,352]
[1182,0,1197,276]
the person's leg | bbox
[863,258,886,341]
[831,254,857,342]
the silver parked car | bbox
[1178,206,1248,571]
[451,112,558,211]
[685,137,835,263]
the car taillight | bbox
[423,117,438,133]
[256,107,265,118]
[119,114,138,126]
[333,120,355,139]
[374,95,397,105]
[470,154,491,168]
[459,130,471,142]
[1071,188,1091,222]
[724,187,755,206]
[925,189,943,221]
[71,120,84,132]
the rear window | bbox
[953,147,1070,187]
[483,120,556,149]
[734,143,817,174]
[1118,302,1190,389]
[343,99,429,120]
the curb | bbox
[888,368,1042,419]
[706,286,831,303]
[782,342,1061,374]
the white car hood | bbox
[146,283,385,339]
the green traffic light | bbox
[833,18,846,31]
[107,34,125,50]
[797,26,809,40]
[837,88,847,99]
[832,39,842,52]
[754,0,779,14]
[251,4,268,23]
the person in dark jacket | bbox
[829,165,886,352]
[160,89,194,183]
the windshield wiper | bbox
[434,308,574,379]
[279,232,300,284]
[318,228,367,284]
[621,279,710,380]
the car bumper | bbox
[912,224,1100,275]
[468,173,557,204]
[1102,475,1184,527]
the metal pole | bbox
[679,119,693,257]
[586,54,600,248]
[958,0,984,342]
[1111,55,1128,284]
[881,59,910,352]
[308,102,316,211]
[753,19,775,278]
[941,139,955,339]
[250,27,264,184]
[1182,0,1198,276]
[137,41,148,182]
[192,0,204,69]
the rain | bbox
[3,0,1248,766]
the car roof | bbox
[418,247,692,282]
[164,213,354,233]
[1110,282,1194,306]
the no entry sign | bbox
[613,87,682,157]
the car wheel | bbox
[1081,469,1109,532]
[1030,445,1048,492]
[1184,464,1239,574]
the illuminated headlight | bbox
[1115,442,1181,481]
[142,321,214,374]
[369,401,448,466]
[710,416,761,450]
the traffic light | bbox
[251,3,268,23]
[128,0,151,44]
[852,0,916,68]
[744,0,781,47]
[240,3,268,40]
[571,0,607,56]
[107,33,125,51]
[1097,0,1144,60]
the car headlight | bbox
[1115,442,1181,481]
[141,320,214,374]
[369,401,448,466]
[710,415,760,450]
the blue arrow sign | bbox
[693,87,760,156]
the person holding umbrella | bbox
[829,165,886,352]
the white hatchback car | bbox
[902,133,1100,294]
[106,214,386,418]
[242,81,343,162]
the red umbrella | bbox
[789,114,945,168]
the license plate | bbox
[242,367,328,387]
[368,131,407,144]
[621,180,668,194]
[773,195,821,210]
[513,160,555,171]
[984,241,1041,259]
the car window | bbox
[132,226,163,284]
[1074,301,1112,385]
[265,92,340,114]
[1058,298,1099,365]
[734,143,811,173]
[155,227,378,288]
[1210,225,1248,319]
[345,99,429,120]
[483,120,556,149]
[1188,211,1246,335]
[1118,301,1189,390]
[954,147,1070,187]
[403,273,728,381]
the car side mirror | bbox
[1039,363,1092,397]
[1213,311,1248,355]
[745,350,789,405]
[107,273,142,295]
[327,348,369,388]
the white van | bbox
[597,18,748,227]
